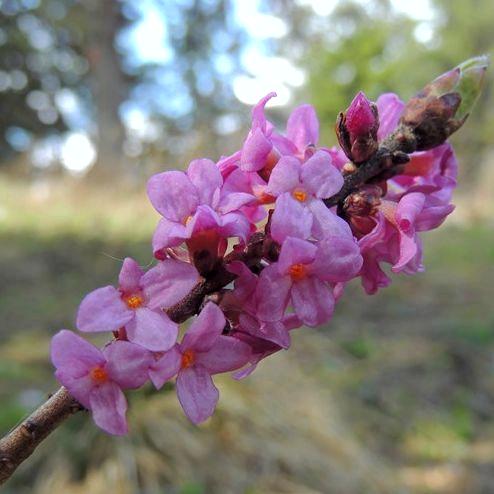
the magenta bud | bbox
[336,91,379,164]
[346,92,379,137]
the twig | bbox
[0,126,416,486]
[0,388,83,484]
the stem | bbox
[0,388,83,485]
[0,124,418,486]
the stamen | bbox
[289,263,308,281]
[181,349,196,369]
[292,188,307,202]
[90,366,108,384]
[124,294,144,309]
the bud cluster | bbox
[50,58,486,435]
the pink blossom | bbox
[219,261,294,349]
[232,314,302,379]
[51,330,152,435]
[239,93,321,175]
[266,151,346,243]
[256,236,362,326]
[356,191,453,294]
[77,257,199,351]
[147,158,254,257]
[149,303,251,424]
[240,92,278,172]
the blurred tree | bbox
[0,0,250,174]
[0,0,88,165]
[120,0,249,163]
[84,0,130,175]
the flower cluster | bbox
[51,58,487,434]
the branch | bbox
[0,388,83,484]
[0,124,421,486]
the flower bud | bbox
[336,91,379,164]
[401,56,488,150]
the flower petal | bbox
[286,104,319,150]
[181,302,225,352]
[152,217,189,254]
[291,277,334,327]
[240,127,273,172]
[266,156,301,196]
[55,371,94,409]
[104,341,152,389]
[308,199,354,240]
[255,264,291,323]
[142,259,199,310]
[217,192,256,214]
[256,320,291,349]
[218,212,252,243]
[187,158,222,208]
[89,382,128,435]
[147,170,198,221]
[311,236,363,282]
[126,307,178,352]
[396,192,426,233]
[277,237,317,275]
[149,345,182,389]
[195,335,252,374]
[176,365,219,424]
[77,286,133,333]
[51,329,104,378]
[376,93,405,141]
[118,258,144,294]
[300,150,344,198]
[270,193,313,243]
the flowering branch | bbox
[0,56,488,486]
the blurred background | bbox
[0,0,493,492]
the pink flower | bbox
[220,261,294,349]
[256,236,362,326]
[147,158,254,258]
[337,92,459,293]
[266,151,346,243]
[240,92,278,173]
[239,93,321,176]
[284,103,320,157]
[356,191,453,294]
[148,303,251,424]
[77,257,199,351]
[51,330,152,435]
[232,313,302,379]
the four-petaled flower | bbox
[77,257,198,351]
[149,302,251,424]
[51,330,152,435]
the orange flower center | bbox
[288,263,308,281]
[90,366,109,384]
[124,294,144,309]
[182,214,193,226]
[181,349,196,369]
[292,188,307,202]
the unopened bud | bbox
[401,55,489,150]
[336,91,379,164]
